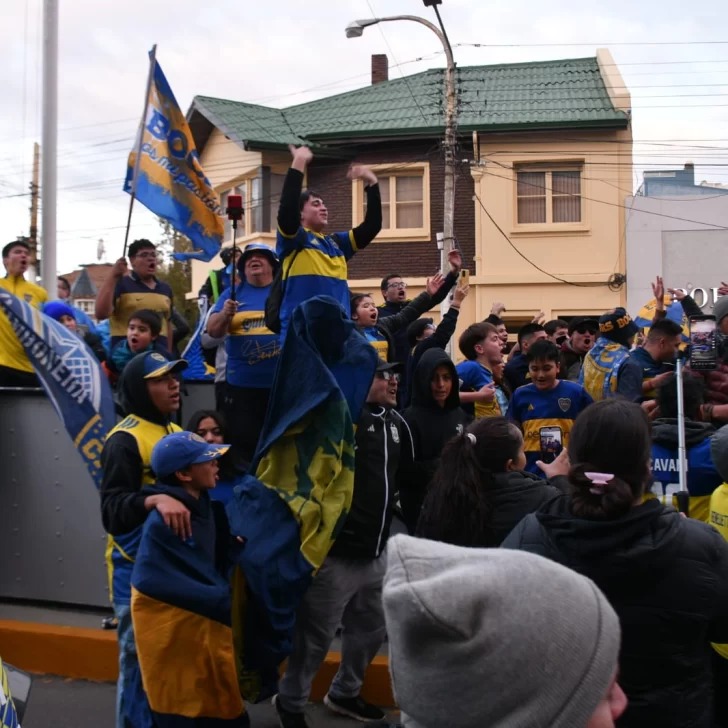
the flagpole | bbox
[123,43,158,257]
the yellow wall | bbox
[470,125,632,327]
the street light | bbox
[345,10,458,347]
[345,19,380,38]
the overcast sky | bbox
[1,0,727,277]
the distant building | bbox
[640,162,728,198]
[58,263,113,323]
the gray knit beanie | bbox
[383,535,621,728]
[711,425,728,482]
[714,296,728,325]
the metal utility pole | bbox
[41,0,58,299]
[346,1,457,350]
[28,142,40,281]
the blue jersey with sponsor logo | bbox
[651,437,722,522]
[276,227,356,341]
[507,380,593,475]
[211,281,279,389]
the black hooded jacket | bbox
[503,496,728,728]
[399,349,471,532]
[100,355,178,536]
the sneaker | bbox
[272,695,310,728]
[324,694,386,722]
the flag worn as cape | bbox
[0,290,116,489]
[124,53,223,262]
[226,295,377,701]
[131,503,248,727]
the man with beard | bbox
[95,239,174,356]
[561,316,598,382]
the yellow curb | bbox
[0,620,395,707]
[0,620,118,682]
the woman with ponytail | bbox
[503,398,728,728]
[416,416,568,547]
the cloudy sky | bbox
[1,0,727,277]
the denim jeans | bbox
[114,604,136,728]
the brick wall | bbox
[306,140,476,281]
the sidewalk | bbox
[0,600,394,707]
[23,676,399,728]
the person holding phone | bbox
[507,340,593,476]
[455,322,502,418]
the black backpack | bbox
[265,247,302,334]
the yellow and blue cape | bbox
[226,295,378,701]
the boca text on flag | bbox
[124,54,224,262]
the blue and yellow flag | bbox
[634,295,690,344]
[0,290,115,489]
[125,53,223,262]
[131,507,247,727]
[0,658,20,728]
[181,295,215,381]
[226,296,378,701]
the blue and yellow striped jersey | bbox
[507,380,593,474]
[276,227,356,341]
[456,359,502,419]
[211,281,279,389]
[110,272,173,350]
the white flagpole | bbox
[123,44,158,257]
[40,0,58,298]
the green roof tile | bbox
[193,56,628,148]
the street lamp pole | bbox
[346,11,457,271]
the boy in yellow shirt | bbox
[0,239,48,386]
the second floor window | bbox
[220,168,285,241]
[516,168,582,224]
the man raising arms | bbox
[276,145,381,340]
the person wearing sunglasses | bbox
[561,317,599,382]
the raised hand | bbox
[289,144,313,171]
[347,164,378,186]
[453,284,469,306]
[491,301,506,317]
[447,249,462,273]
[652,276,665,310]
[668,287,687,302]
[719,282,728,296]
[426,272,446,297]
[532,311,546,325]
[112,257,129,279]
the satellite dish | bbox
[97,238,105,262]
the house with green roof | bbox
[188,48,631,341]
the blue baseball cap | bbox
[151,431,231,478]
[142,351,189,379]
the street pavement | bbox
[22,676,398,727]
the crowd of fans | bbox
[3,143,728,728]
